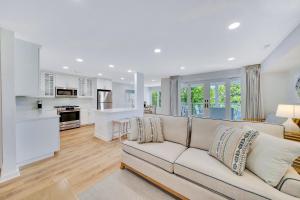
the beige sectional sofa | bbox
[121,115,300,200]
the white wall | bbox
[287,67,300,104]
[261,67,300,116]
[261,24,300,117]
[112,82,134,108]
[262,24,300,72]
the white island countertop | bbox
[16,109,59,123]
[95,108,137,113]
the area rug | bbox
[79,169,176,200]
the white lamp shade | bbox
[276,104,294,118]
[295,105,300,118]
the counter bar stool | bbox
[112,119,130,141]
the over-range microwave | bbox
[55,87,78,98]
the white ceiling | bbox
[0,0,300,86]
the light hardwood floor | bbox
[0,125,122,200]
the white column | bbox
[225,80,231,120]
[134,72,144,116]
[160,78,171,115]
[0,28,19,182]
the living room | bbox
[0,1,300,200]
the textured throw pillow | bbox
[127,118,138,141]
[246,127,300,186]
[149,117,164,142]
[209,125,259,175]
[136,117,164,144]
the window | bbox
[180,87,188,116]
[191,85,205,117]
[230,79,241,120]
[151,90,161,107]
[180,78,242,120]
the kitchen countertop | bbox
[16,110,59,122]
[95,108,137,113]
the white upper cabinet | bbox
[40,71,55,97]
[39,72,96,98]
[78,77,93,97]
[97,78,112,90]
[55,74,78,88]
[15,39,40,97]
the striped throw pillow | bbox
[209,125,259,175]
[136,117,164,144]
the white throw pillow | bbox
[246,127,300,186]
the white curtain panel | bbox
[245,64,264,121]
[170,78,179,116]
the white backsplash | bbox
[16,97,96,111]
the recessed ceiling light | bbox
[151,80,156,82]
[97,73,103,76]
[154,48,161,54]
[228,22,240,30]
[120,77,125,80]
[227,57,236,61]
[109,64,115,68]
[127,69,132,73]
[62,66,69,69]
[76,58,84,62]
[180,66,186,70]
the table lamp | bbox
[276,104,300,133]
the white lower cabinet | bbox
[80,109,89,125]
[80,109,95,125]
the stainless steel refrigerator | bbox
[97,89,112,110]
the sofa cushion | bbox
[208,125,258,175]
[246,131,300,186]
[174,148,296,200]
[277,167,300,198]
[190,118,284,151]
[122,140,187,172]
[159,115,189,146]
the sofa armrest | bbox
[277,167,300,198]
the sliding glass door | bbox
[209,81,226,119]
[180,78,241,120]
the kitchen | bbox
[14,38,138,169]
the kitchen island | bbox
[16,110,60,166]
[94,108,142,141]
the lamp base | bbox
[283,118,300,134]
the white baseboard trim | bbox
[17,152,54,168]
[94,133,112,142]
[0,168,20,183]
